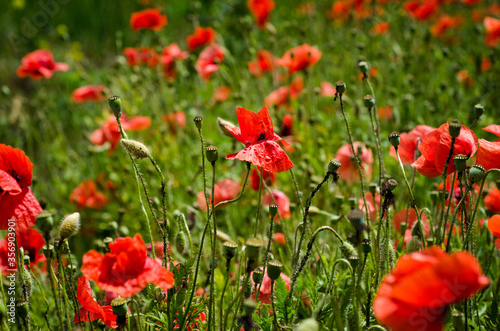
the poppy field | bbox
[2,0,500,330]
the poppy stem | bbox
[255,211,275,301]
[45,245,64,328]
[29,267,53,331]
[441,170,458,244]
[208,161,217,331]
[223,272,250,330]
[446,184,472,252]
[436,137,456,244]
[270,280,282,330]
[365,78,385,190]
[219,259,231,330]
[289,168,304,215]
[254,167,264,237]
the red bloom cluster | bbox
[484,16,500,47]
[130,9,167,31]
[81,234,175,298]
[404,0,439,21]
[196,43,225,82]
[431,15,463,37]
[161,44,189,80]
[265,76,304,109]
[278,44,322,73]
[71,85,106,103]
[74,277,117,328]
[70,180,108,210]
[374,247,489,331]
[17,50,68,80]
[90,115,151,155]
[335,142,373,183]
[412,122,478,177]
[187,27,215,51]
[0,228,45,274]
[0,144,42,229]
[247,0,275,28]
[248,50,277,77]
[225,107,294,173]
[123,47,159,67]
[197,178,241,211]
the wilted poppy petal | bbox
[227,141,294,173]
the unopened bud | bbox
[217,117,236,138]
[296,318,319,331]
[59,213,80,240]
[121,139,150,159]
[108,96,122,118]
[175,232,186,254]
[406,236,422,253]
[340,241,358,261]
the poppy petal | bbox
[0,144,34,187]
[226,141,293,173]
[476,139,500,171]
[77,277,106,321]
[236,107,274,144]
[483,124,500,137]
[487,215,500,238]
[0,187,41,230]
[412,155,442,177]
[0,170,22,194]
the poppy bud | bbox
[347,209,365,231]
[111,297,128,316]
[327,159,341,174]
[223,240,238,260]
[267,260,283,281]
[206,145,218,164]
[385,179,398,192]
[473,104,484,119]
[16,301,28,319]
[388,132,400,148]
[335,81,346,94]
[193,116,203,130]
[448,119,462,138]
[269,203,278,218]
[245,238,262,261]
[296,318,319,331]
[362,238,371,254]
[358,61,369,74]
[406,236,422,253]
[36,210,53,235]
[340,241,358,261]
[121,139,150,159]
[108,96,122,118]
[252,267,264,284]
[243,299,256,315]
[175,232,186,254]
[411,221,423,238]
[469,164,485,183]
[217,117,236,138]
[59,212,80,240]
[363,95,376,109]
[453,154,468,173]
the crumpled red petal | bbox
[236,107,275,144]
[0,187,41,230]
[77,277,106,321]
[226,141,293,173]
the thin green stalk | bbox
[223,273,250,330]
[256,212,275,300]
[446,184,472,252]
[254,167,264,237]
[46,246,64,328]
[441,171,457,244]
[436,136,456,244]
[367,107,385,189]
[219,260,231,330]
[208,161,217,331]
[289,168,304,215]
[271,280,282,331]
[30,268,54,331]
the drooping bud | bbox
[193,116,203,130]
[267,260,283,281]
[363,95,376,109]
[175,232,186,254]
[335,81,346,94]
[111,297,128,316]
[453,154,468,173]
[411,221,423,238]
[406,236,422,253]
[120,139,150,159]
[108,96,122,118]
[327,159,341,174]
[269,203,278,219]
[217,117,237,138]
[448,119,462,138]
[223,240,238,260]
[340,241,358,261]
[469,164,485,183]
[206,145,218,164]
[388,132,400,148]
[59,213,80,240]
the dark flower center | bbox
[8,170,21,183]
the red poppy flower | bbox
[372,21,390,35]
[196,43,224,82]
[71,85,106,103]
[70,180,108,210]
[390,125,435,165]
[265,76,304,109]
[319,81,336,97]
[187,27,215,51]
[483,124,500,140]
[263,189,291,220]
[328,1,351,22]
[484,16,500,47]
[274,233,286,245]
[0,144,42,230]
[73,277,118,328]
[481,57,492,72]
[81,234,175,298]
[411,122,478,177]
[487,215,500,250]
[225,107,294,173]
[476,139,500,171]
[0,228,45,274]
[250,168,276,191]
[278,44,322,73]
[251,268,290,304]
[90,115,151,155]
[458,70,475,88]
[213,86,231,103]
[123,47,159,67]
[161,43,189,80]
[335,142,373,183]
[484,186,500,214]
[431,15,463,37]
[404,0,439,21]
[130,8,167,32]
[197,179,241,211]
[248,50,276,77]
[17,49,68,80]
[374,247,489,331]
[247,0,275,28]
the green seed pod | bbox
[175,232,186,255]
[269,203,279,219]
[406,236,422,253]
[473,104,484,119]
[347,209,365,231]
[267,260,283,281]
[108,96,122,118]
[388,131,400,148]
[358,61,369,74]
[223,240,238,260]
[361,238,371,254]
[448,119,462,138]
[368,182,378,195]
[363,95,376,109]
[36,210,53,235]
[59,213,80,240]
[245,238,262,261]
[16,301,29,319]
[206,145,218,163]
[469,164,486,183]
[453,154,468,173]
[327,159,341,174]
[111,297,128,316]
[335,81,346,94]
[243,299,256,316]
[120,139,150,159]
[385,179,398,192]
[252,267,264,284]
[193,116,203,130]
[400,222,408,234]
